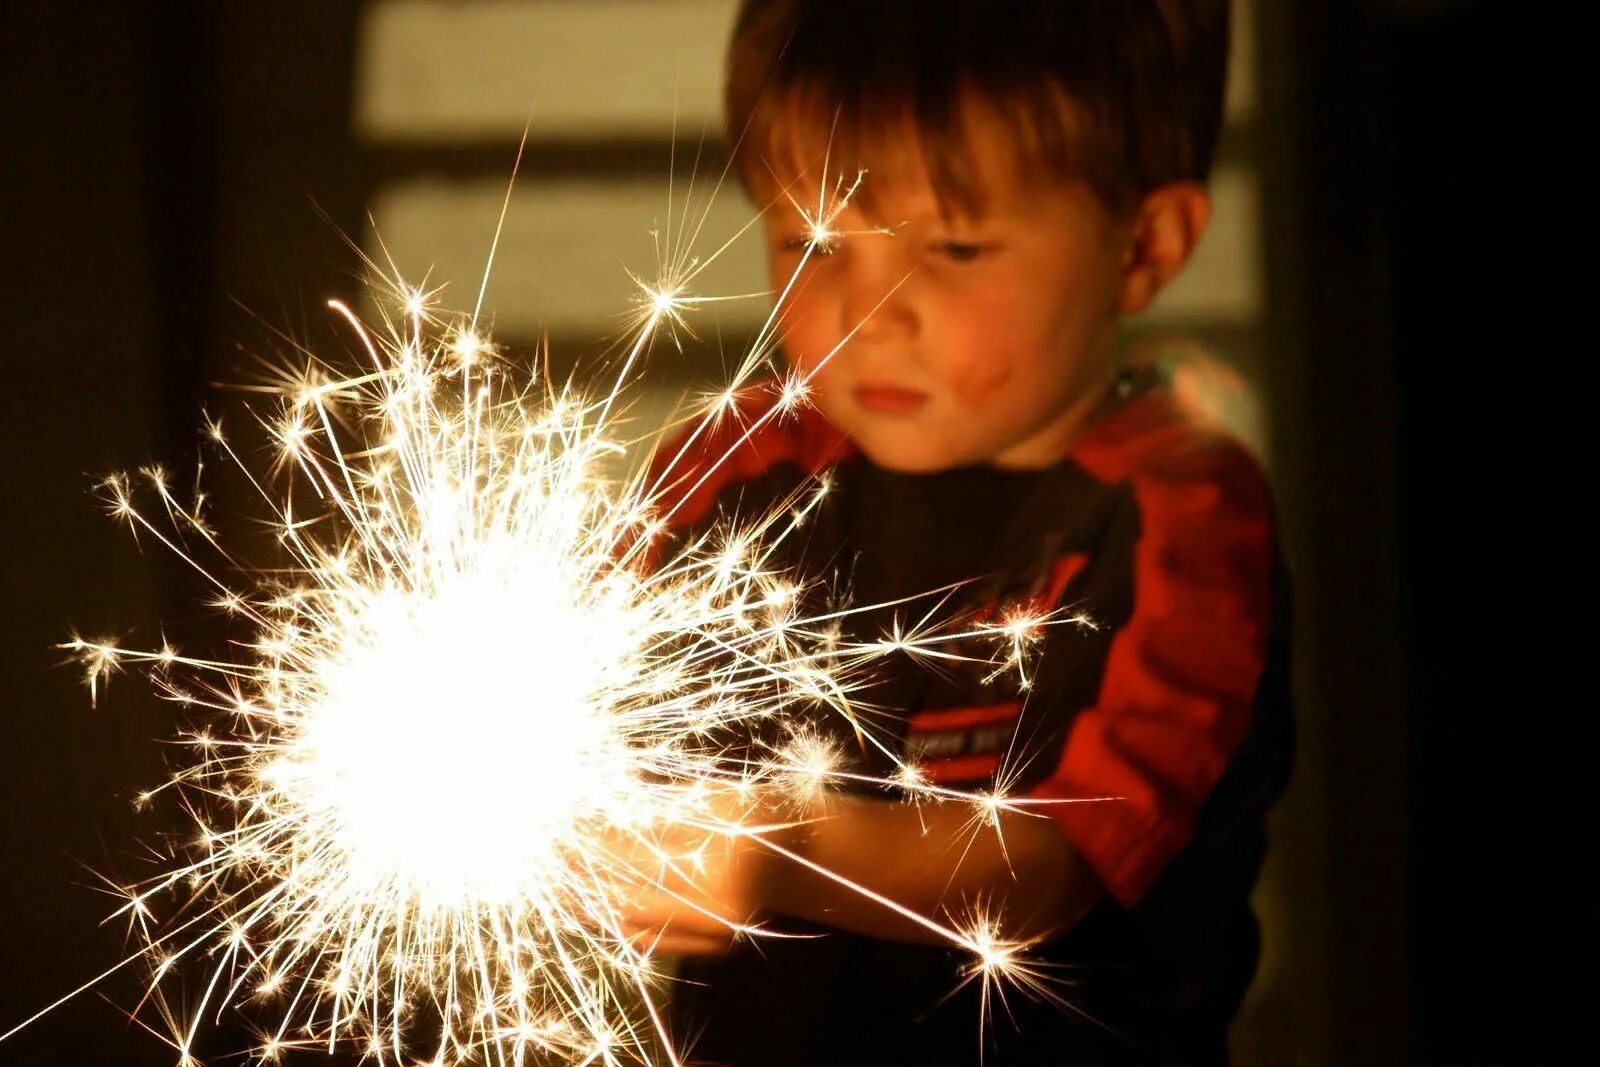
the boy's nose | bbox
[838,254,918,345]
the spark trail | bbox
[16,172,1090,1066]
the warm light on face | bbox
[760,112,1129,473]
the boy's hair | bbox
[725,0,1230,214]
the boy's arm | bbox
[618,793,1103,955]
[764,792,1105,944]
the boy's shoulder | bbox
[646,384,850,531]
[1071,381,1275,526]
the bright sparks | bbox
[23,171,1091,1066]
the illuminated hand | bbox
[608,820,771,957]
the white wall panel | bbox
[366,177,769,338]
[357,0,739,141]
[357,0,1255,141]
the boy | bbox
[624,2,1291,1064]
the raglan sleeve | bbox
[1028,438,1279,906]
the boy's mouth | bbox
[852,384,929,414]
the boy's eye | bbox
[933,241,988,263]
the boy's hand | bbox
[602,815,773,957]
[594,789,1099,954]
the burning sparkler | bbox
[10,168,1088,1066]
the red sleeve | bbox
[1032,408,1277,907]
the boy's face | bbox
[760,113,1132,472]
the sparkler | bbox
[11,167,1090,1066]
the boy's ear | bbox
[1116,182,1212,315]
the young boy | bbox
[625,2,1291,1064]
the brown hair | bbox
[725,0,1230,215]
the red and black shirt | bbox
[655,374,1292,1066]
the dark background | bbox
[0,2,1505,1064]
